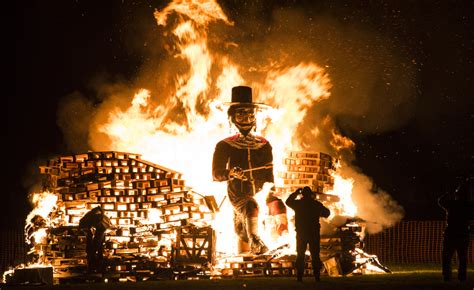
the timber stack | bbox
[275,151,385,276]
[276,151,337,195]
[31,151,215,282]
[9,150,387,283]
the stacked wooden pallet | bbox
[173,226,216,266]
[276,151,337,195]
[264,259,297,276]
[214,230,365,279]
[217,255,268,277]
[274,151,382,276]
[19,150,385,282]
[216,255,320,278]
[32,151,215,280]
[320,222,372,276]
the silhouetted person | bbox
[79,206,112,274]
[286,186,330,282]
[438,176,473,282]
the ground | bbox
[5,264,474,290]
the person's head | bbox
[91,206,103,215]
[301,186,313,198]
[226,86,269,136]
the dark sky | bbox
[8,0,473,229]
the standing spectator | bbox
[438,176,473,282]
[286,186,330,282]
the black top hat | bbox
[224,86,271,109]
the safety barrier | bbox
[364,220,474,264]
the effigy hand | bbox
[229,167,245,180]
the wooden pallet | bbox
[172,226,215,265]
[275,151,337,195]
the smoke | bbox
[58,3,417,144]
[57,78,143,153]
[56,1,408,229]
[221,4,409,228]
[57,91,95,153]
[222,5,410,228]
[340,164,404,233]
[226,6,416,154]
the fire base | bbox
[10,150,390,284]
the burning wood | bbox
[273,151,390,276]
[3,150,389,284]
[276,151,337,197]
[3,0,411,284]
[18,151,215,282]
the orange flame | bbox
[99,1,350,253]
[3,0,394,278]
[25,191,57,244]
[94,0,353,256]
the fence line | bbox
[0,229,27,274]
[364,220,474,264]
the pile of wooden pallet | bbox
[17,150,387,283]
[30,151,215,282]
[274,151,388,276]
[212,224,376,278]
[215,254,338,278]
[276,151,337,195]
[215,255,295,278]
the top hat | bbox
[224,86,271,109]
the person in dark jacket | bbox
[438,176,473,282]
[79,206,112,273]
[286,186,331,282]
[213,86,287,255]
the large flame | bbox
[25,191,57,245]
[0,1,400,282]
[93,0,355,255]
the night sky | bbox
[8,1,473,230]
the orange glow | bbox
[18,0,389,276]
[331,130,356,154]
[93,0,360,256]
[25,191,57,244]
[327,170,357,217]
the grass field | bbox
[5,264,474,290]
